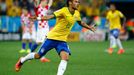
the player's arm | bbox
[48,0,53,7]
[29,16,37,19]
[77,21,96,32]
[38,8,63,20]
[119,11,126,27]
[121,16,126,27]
[37,14,55,20]
[105,19,110,28]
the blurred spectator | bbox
[0,0,7,15]
[126,19,134,40]
[6,0,13,8]
[28,0,35,12]
[7,0,21,16]
[19,0,30,11]
[98,0,108,17]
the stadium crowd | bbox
[0,0,134,40]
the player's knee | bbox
[60,51,69,61]
[35,53,41,59]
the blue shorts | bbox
[38,39,71,57]
[110,29,120,38]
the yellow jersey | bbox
[106,10,124,30]
[47,7,81,42]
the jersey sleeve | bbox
[118,11,124,18]
[53,8,64,17]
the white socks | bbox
[57,60,68,75]
[110,35,123,49]
[110,35,116,48]
[116,38,123,49]
[20,54,68,75]
[21,53,35,63]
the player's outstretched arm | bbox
[37,14,55,20]
[29,16,37,21]
[77,21,96,32]
[48,0,53,7]
[122,17,126,28]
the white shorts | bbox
[22,32,32,40]
[36,28,49,43]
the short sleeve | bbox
[53,8,64,17]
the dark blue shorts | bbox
[38,39,71,57]
[110,29,120,38]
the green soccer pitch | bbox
[0,41,134,75]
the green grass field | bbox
[0,41,134,75]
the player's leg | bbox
[108,32,115,54]
[57,51,69,75]
[110,30,117,48]
[25,33,33,53]
[31,41,50,63]
[20,32,30,53]
[20,39,27,53]
[117,38,124,54]
[114,29,125,54]
[31,42,51,62]
[56,42,70,75]
[15,39,53,72]
[30,29,42,52]
[15,52,40,72]
[31,42,40,52]
[27,39,32,53]
[38,28,50,62]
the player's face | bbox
[41,0,47,7]
[22,9,28,15]
[71,0,80,10]
[110,4,116,11]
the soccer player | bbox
[19,8,34,53]
[30,0,53,62]
[106,4,126,54]
[15,0,96,75]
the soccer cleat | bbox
[117,49,125,54]
[108,48,113,54]
[19,49,26,53]
[15,58,23,72]
[26,49,31,53]
[40,57,50,63]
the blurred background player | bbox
[106,4,126,54]
[30,0,53,62]
[19,8,35,53]
[15,0,96,74]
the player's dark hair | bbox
[67,0,73,7]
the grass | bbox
[0,40,134,75]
